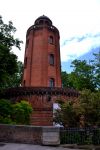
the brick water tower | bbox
[0,16,78,126]
[23,15,62,88]
[22,15,62,126]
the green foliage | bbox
[0,116,14,124]
[61,72,69,87]
[13,101,33,125]
[5,61,23,88]
[0,99,14,124]
[0,16,23,89]
[78,90,100,127]
[61,51,100,91]
[0,99,33,125]
[55,90,100,127]
[0,16,22,50]
[54,100,79,127]
[91,51,100,89]
[61,71,73,88]
[0,99,13,118]
[71,59,95,91]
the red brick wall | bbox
[22,17,70,126]
[29,95,53,126]
[0,124,42,144]
[22,26,61,88]
[11,92,78,126]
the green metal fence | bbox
[60,128,100,145]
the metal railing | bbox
[60,128,100,145]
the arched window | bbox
[49,78,55,87]
[49,54,54,65]
[48,36,53,44]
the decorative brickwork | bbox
[22,15,61,88]
[0,87,79,126]
[22,15,62,126]
[0,16,79,126]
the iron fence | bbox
[60,128,100,145]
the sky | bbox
[0,0,100,72]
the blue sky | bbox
[0,0,100,72]
[62,47,100,72]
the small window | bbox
[49,54,54,65]
[39,20,43,24]
[49,78,55,87]
[24,57,27,68]
[48,36,53,44]
[26,39,29,48]
[23,80,26,86]
[45,20,49,25]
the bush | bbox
[55,90,100,128]
[12,101,33,125]
[0,99,33,125]
[0,99,12,117]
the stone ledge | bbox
[42,126,60,146]
[0,124,60,146]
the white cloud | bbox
[0,0,100,63]
[61,34,100,62]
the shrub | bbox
[0,99,33,125]
[12,100,33,125]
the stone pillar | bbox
[42,126,60,145]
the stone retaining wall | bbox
[0,124,60,145]
[0,124,42,144]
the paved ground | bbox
[0,143,80,150]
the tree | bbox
[54,90,100,127]
[91,51,100,90]
[0,99,33,125]
[61,51,100,91]
[61,59,97,91]
[0,16,23,89]
[70,59,95,91]
[0,99,13,124]
[61,71,74,88]
[5,61,23,87]
[54,100,79,127]
[78,90,100,127]
[13,101,33,125]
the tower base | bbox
[29,95,53,126]
[1,87,79,126]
